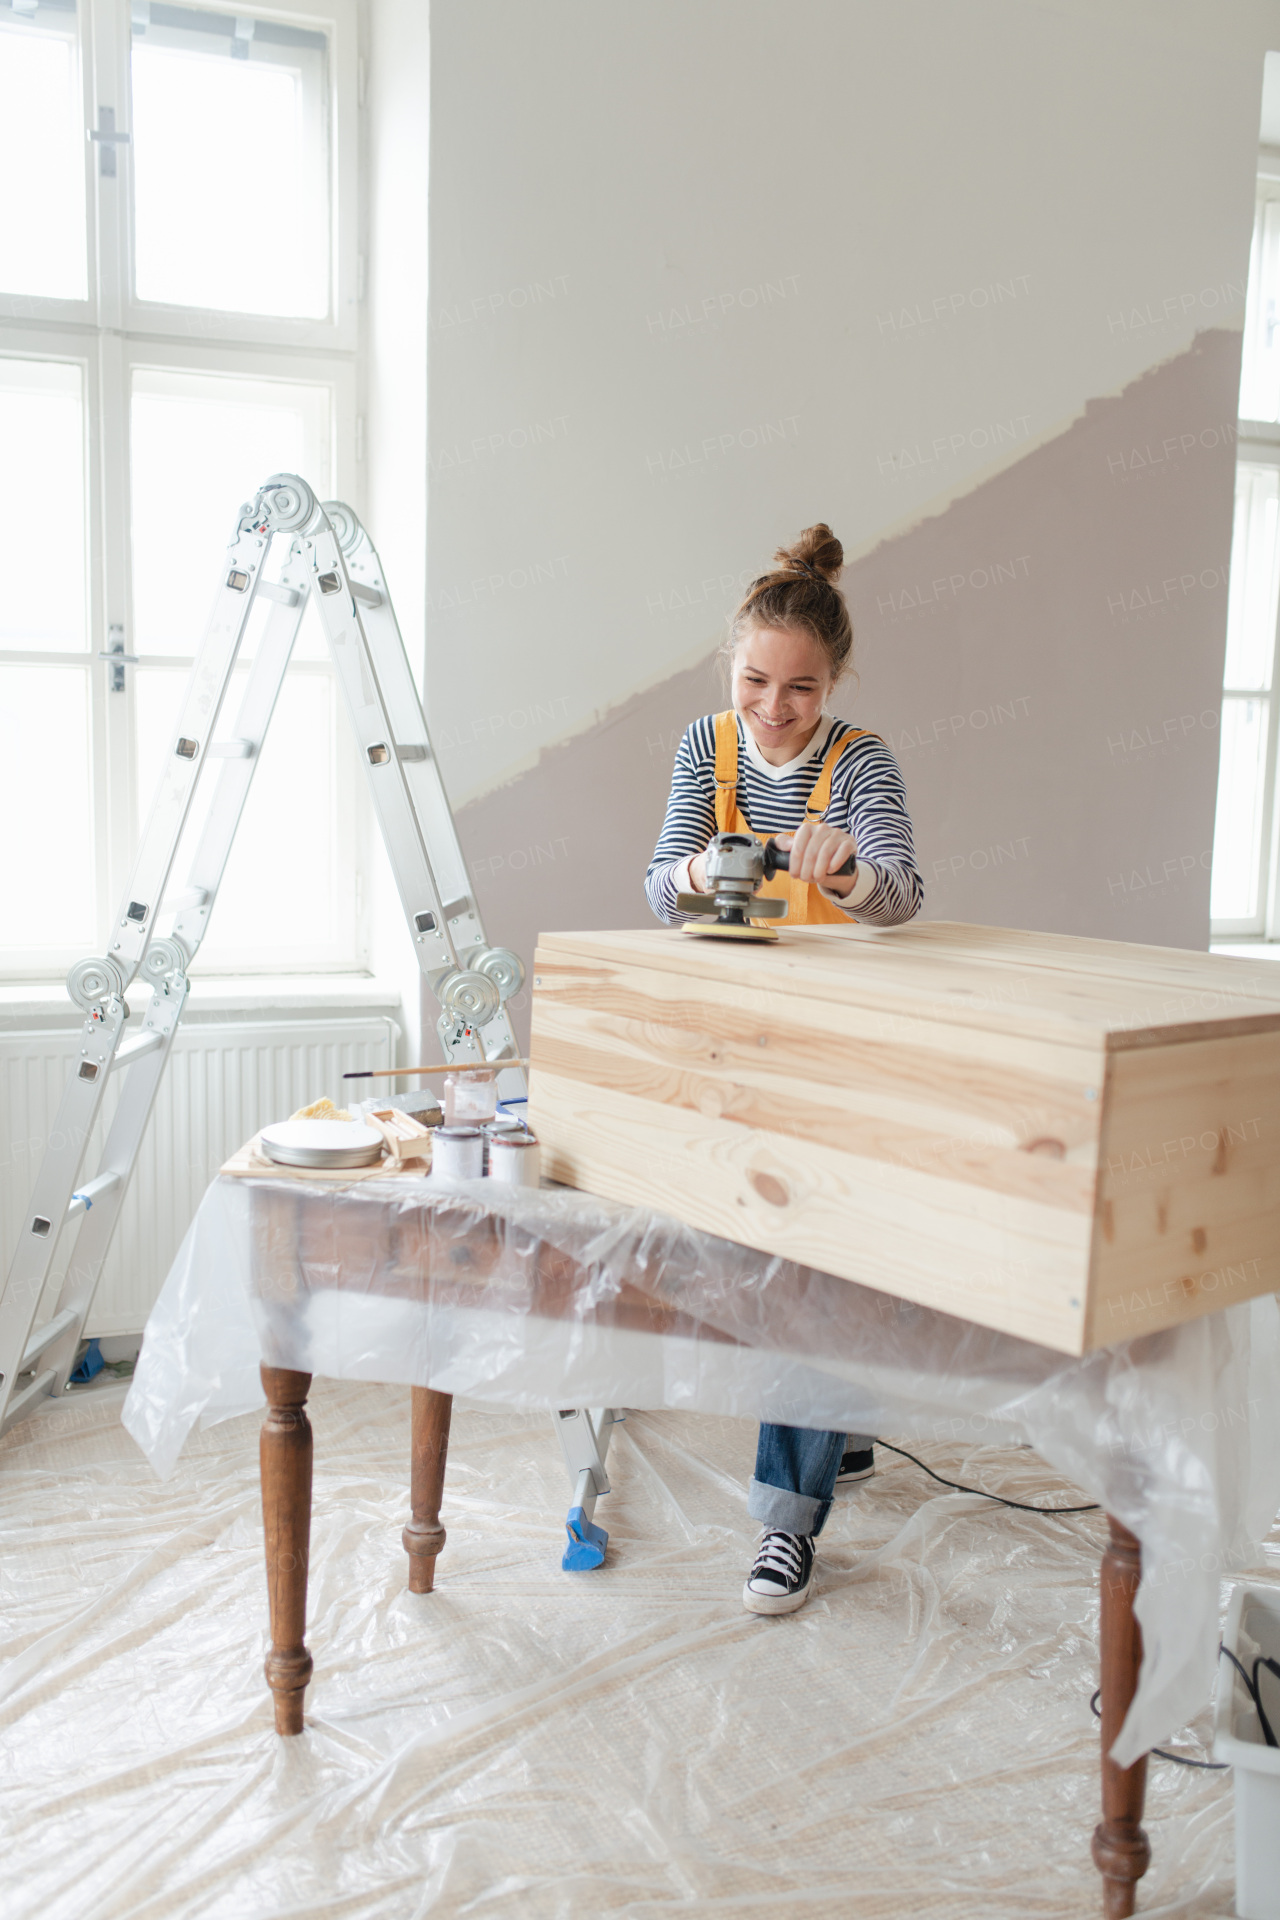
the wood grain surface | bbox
[528,924,1280,1354]
[532,924,1280,1048]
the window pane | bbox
[1241,196,1280,423]
[0,9,87,301]
[134,665,189,825]
[1210,696,1270,923]
[0,665,95,948]
[1223,463,1280,692]
[0,359,87,651]
[131,9,330,318]
[135,662,355,966]
[130,368,331,654]
[199,669,346,963]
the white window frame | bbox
[0,328,110,972]
[1214,437,1280,941]
[1213,167,1280,944]
[0,0,367,981]
[0,0,359,350]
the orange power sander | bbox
[676,832,855,942]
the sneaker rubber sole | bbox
[742,1569,815,1615]
[835,1449,875,1485]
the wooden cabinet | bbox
[527,922,1280,1354]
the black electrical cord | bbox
[862,1442,1280,1780]
[1088,1641,1280,1770]
[876,1440,1101,1515]
[1088,1688,1227,1770]
[874,1444,1269,1770]
[1220,1642,1280,1748]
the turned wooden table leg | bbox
[260,1365,314,1735]
[404,1386,452,1593]
[1092,1516,1151,1917]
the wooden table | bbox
[247,1183,1161,1919]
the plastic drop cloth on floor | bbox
[122,1173,1280,1770]
[5,1375,1278,1919]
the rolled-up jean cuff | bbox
[748,1477,830,1537]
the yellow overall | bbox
[712,709,874,925]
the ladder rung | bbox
[163,887,209,911]
[112,1029,164,1070]
[258,579,301,607]
[0,1367,56,1431]
[66,1172,122,1222]
[396,744,428,763]
[21,1309,79,1373]
[206,739,254,759]
[351,582,383,608]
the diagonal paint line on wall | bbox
[843,325,1242,569]
[459,328,1242,1051]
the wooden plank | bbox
[538,933,1127,1048]
[1086,1029,1280,1345]
[885,927,1280,1047]
[531,956,1103,1213]
[892,922,1280,999]
[533,928,1280,1048]
[529,1067,1092,1353]
[533,945,1109,1089]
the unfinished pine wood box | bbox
[526,923,1280,1354]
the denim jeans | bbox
[748,1424,876,1537]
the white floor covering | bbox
[1,1377,1274,1919]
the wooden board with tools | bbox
[527,922,1280,1355]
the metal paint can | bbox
[481,1115,524,1174]
[487,1132,541,1186]
[431,1125,484,1182]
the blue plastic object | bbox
[70,1338,105,1385]
[562,1506,608,1571]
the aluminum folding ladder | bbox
[0,473,621,1568]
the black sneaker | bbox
[835,1445,875,1485]
[742,1529,815,1615]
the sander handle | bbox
[763,836,856,880]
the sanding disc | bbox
[681,920,779,943]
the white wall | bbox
[425,0,1267,800]
[355,1,1280,1000]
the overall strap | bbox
[712,710,739,833]
[805,726,874,820]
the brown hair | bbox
[724,522,853,682]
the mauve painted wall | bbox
[457,334,1239,1047]
[845,332,1239,946]
[417,0,1275,1044]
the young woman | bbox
[645,522,923,1616]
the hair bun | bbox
[728,521,854,680]
[774,522,843,585]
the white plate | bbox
[259,1119,385,1169]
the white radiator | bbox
[0,1016,396,1337]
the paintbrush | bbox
[343,1059,529,1079]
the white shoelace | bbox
[750,1529,806,1584]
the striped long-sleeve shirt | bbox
[645,713,923,927]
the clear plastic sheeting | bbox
[4,1376,1268,1918]
[123,1174,1280,1769]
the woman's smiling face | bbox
[730,624,834,765]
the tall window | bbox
[0,0,362,976]
[1212,165,1280,940]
